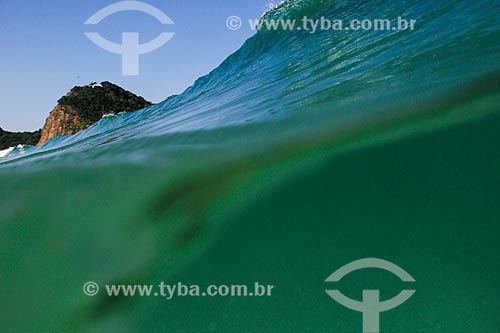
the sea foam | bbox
[0,146,14,158]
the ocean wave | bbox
[0,0,499,332]
[2,0,497,169]
[0,146,14,158]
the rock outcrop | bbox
[37,105,85,145]
[37,82,152,146]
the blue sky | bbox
[0,0,273,131]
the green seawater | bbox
[1,0,499,332]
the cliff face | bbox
[36,82,153,146]
[37,105,86,145]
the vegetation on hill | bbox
[0,128,41,150]
[1,82,152,149]
[57,81,153,125]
